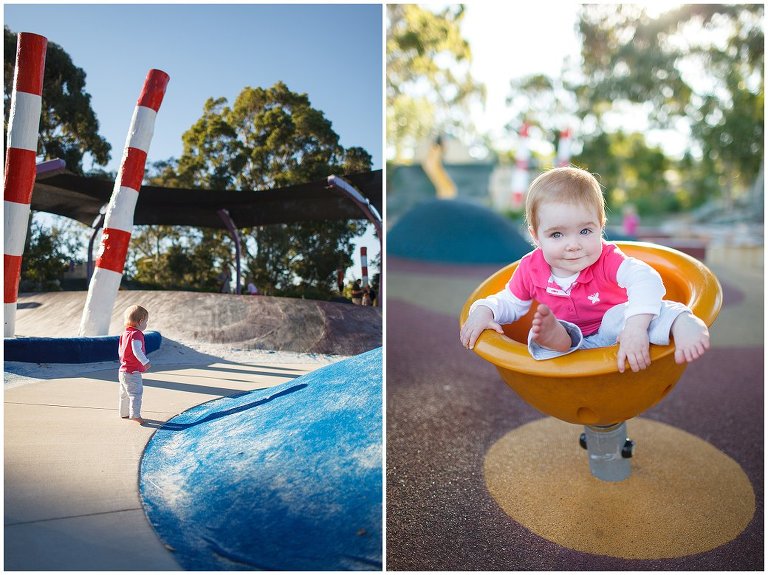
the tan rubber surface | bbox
[484,417,755,559]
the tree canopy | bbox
[4,26,111,173]
[496,4,763,216]
[128,82,373,298]
[386,4,484,161]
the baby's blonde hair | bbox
[124,305,149,327]
[525,166,606,235]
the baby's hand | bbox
[460,306,504,350]
[616,315,652,373]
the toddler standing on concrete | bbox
[118,305,151,423]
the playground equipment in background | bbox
[421,136,457,199]
[361,246,369,287]
[510,122,531,210]
[328,174,384,303]
[4,32,47,337]
[388,198,531,264]
[460,242,722,481]
[80,69,170,336]
[556,128,572,168]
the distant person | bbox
[118,305,151,424]
[622,203,640,237]
[362,286,372,306]
[247,280,260,295]
[351,279,364,305]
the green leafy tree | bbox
[141,82,369,297]
[386,4,485,161]
[574,5,763,203]
[575,131,674,216]
[4,26,111,173]
[20,216,85,291]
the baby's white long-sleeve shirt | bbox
[470,256,665,325]
[132,339,150,366]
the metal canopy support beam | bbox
[327,174,384,306]
[217,208,242,295]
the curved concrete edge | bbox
[4,330,162,363]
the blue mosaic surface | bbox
[140,348,382,570]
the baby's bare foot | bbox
[130,416,145,424]
[531,305,572,352]
[671,312,710,364]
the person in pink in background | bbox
[118,305,151,424]
[622,203,640,237]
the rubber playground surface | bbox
[386,246,763,570]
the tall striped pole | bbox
[79,69,169,336]
[4,32,47,337]
[360,247,369,287]
[557,128,572,167]
[511,122,530,210]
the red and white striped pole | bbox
[79,69,169,336]
[511,122,530,210]
[360,247,369,287]
[4,32,47,337]
[557,128,572,167]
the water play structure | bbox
[4,32,47,337]
[460,241,723,481]
[5,36,380,345]
[80,69,170,336]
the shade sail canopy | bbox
[31,167,382,229]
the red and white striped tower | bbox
[360,247,369,287]
[4,32,47,337]
[510,122,530,210]
[79,69,169,336]
[557,128,572,167]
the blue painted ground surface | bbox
[139,348,382,571]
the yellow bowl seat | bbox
[459,242,723,426]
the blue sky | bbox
[4,3,382,172]
[5,3,383,279]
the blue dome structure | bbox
[388,199,531,264]
[139,348,382,571]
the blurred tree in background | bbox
[386,4,484,162]
[573,4,763,215]
[388,5,763,222]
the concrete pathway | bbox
[5,357,322,570]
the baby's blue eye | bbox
[550,232,562,239]
[580,228,593,235]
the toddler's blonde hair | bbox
[525,167,606,234]
[124,305,149,327]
